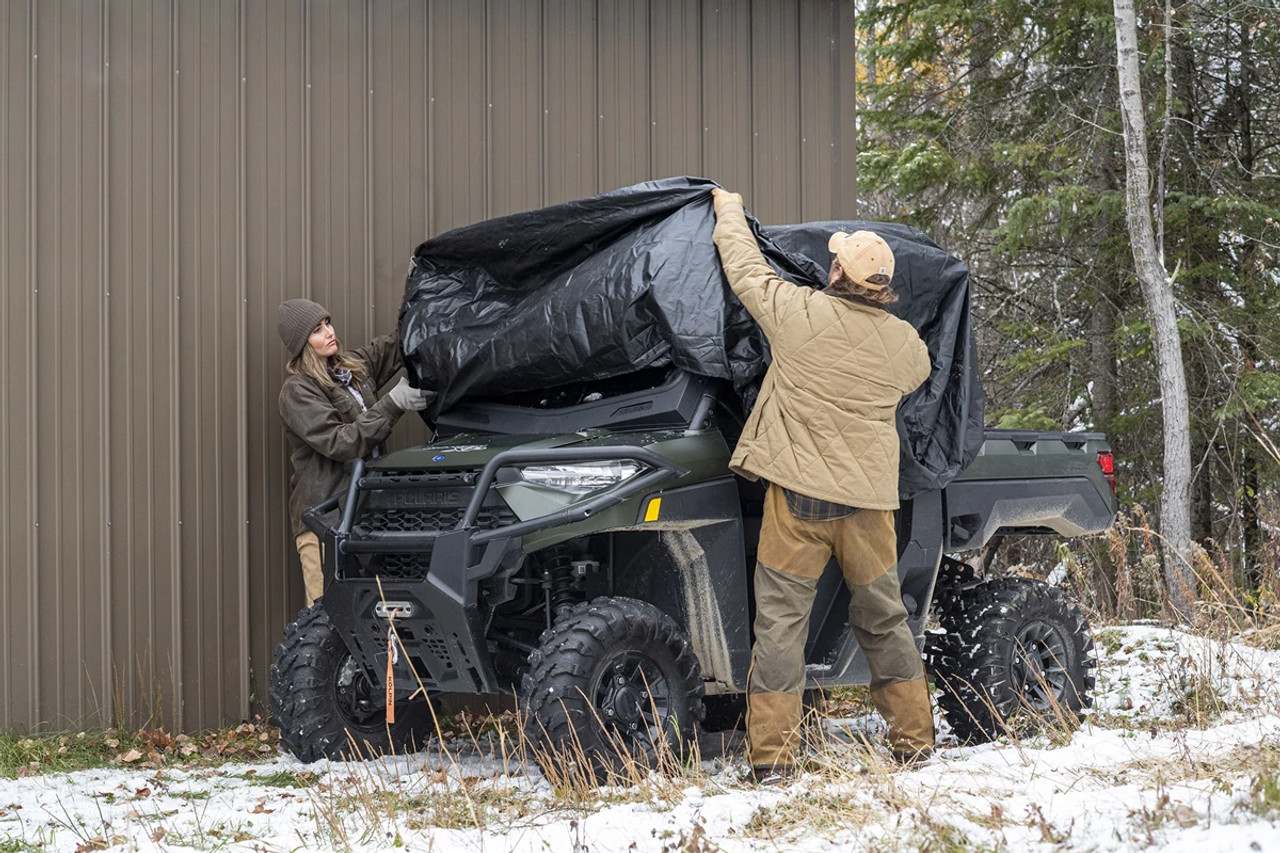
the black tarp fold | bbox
[400,176,984,497]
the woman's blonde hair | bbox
[286,337,368,390]
[829,272,900,308]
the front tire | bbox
[520,597,704,781]
[270,604,434,762]
[926,577,1095,744]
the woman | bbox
[277,298,428,605]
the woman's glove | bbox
[387,376,429,412]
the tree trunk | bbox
[1234,5,1263,589]
[1112,0,1196,619]
[1088,269,1118,434]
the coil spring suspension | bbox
[541,548,579,615]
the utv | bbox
[270,367,1117,771]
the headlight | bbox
[518,460,644,494]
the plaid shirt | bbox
[782,487,860,521]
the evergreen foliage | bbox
[858,0,1280,602]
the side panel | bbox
[610,478,752,692]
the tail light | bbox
[1096,451,1116,495]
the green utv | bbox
[270,366,1118,771]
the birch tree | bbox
[1112,0,1195,618]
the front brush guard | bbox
[302,445,690,694]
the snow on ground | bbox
[3,625,1279,852]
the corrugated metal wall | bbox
[0,0,857,734]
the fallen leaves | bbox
[102,720,282,769]
[73,835,126,852]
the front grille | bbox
[350,479,517,579]
[357,506,468,532]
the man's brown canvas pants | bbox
[746,484,934,769]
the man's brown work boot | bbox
[870,676,936,757]
[888,745,934,767]
[749,763,796,786]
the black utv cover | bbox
[400,176,983,497]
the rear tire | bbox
[520,596,704,782]
[270,604,434,762]
[926,577,1095,744]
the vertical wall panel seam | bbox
[192,0,203,726]
[594,0,601,193]
[136,0,147,728]
[235,0,250,721]
[424,0,433,239]
[646,0,652,178]
[697,0,704,176]
[830,0,839,217]
[835,0,845,210]
[303,0,311,296]
[837,0,853,207]
[538,0,546,208]
[100,0,113,728]
[1,0,13,728]
[795,1,802,216]
[168,0,184,730]
[53,0,64,723]
[364,0,373,331]
[483,0,492,218]
[25,0,40,728]
[847,0,855,202]
[748,0,756,203]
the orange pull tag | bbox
[385,616,396,725]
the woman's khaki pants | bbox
[295,532,325,606]
[747,485,934,769]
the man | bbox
[709,188,935,783]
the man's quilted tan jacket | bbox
[712,198,932,510]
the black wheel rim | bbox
[334,655,386,730]
[590,650,673,747]
[1011,619,1071,712]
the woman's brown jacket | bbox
[279,334,407,538]
[712,198,932,510]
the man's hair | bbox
[828,272,899,307]
[286,338,368,389]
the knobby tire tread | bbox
[926,577,1096,744]
[270,604,432,763]
[521,596,704,779]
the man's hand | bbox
[711,187,743,216]
[387,376,429,412]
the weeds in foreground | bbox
[1245,746,1280,819]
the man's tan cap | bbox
[828,230,895,290]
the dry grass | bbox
[298,695,716,851]
[1050,502,1280,640]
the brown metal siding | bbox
[2,0,36,729]
[1,0,857,733]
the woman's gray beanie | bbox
[277,299,330,357]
